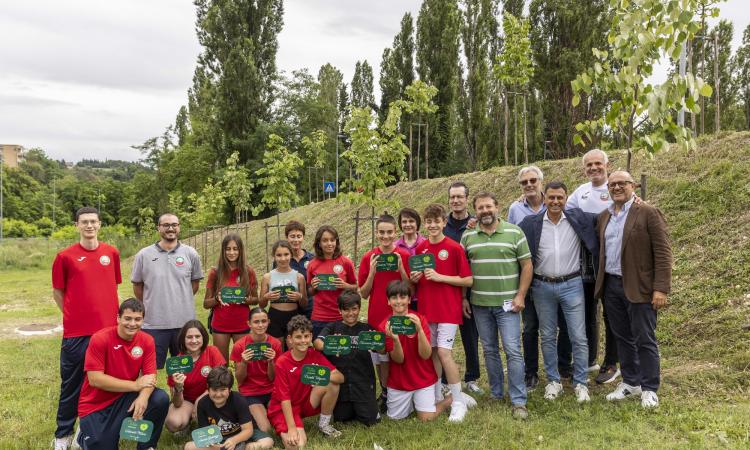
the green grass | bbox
[3,132,750,448]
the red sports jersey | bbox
[51,242,122,338]
[415,237,472,324]
[267,349,335,414]
[230,334,283,396]
[206,267,258,333]
[167,345,226,403]
[380,312,437,391]
[358,247,411,328]
[78,326,156,417]
[306,256,357,322]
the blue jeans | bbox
[532,277,589,386]
[473,305,527,406]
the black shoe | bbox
[559,367,572,379]
[379,390,388,414]
[525,373,539,391]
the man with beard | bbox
[132,213,203,369]
[461,192,532,420]
[443,181,483,395]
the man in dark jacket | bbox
[519,181,599,403]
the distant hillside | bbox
[182,131,750,371]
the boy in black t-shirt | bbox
[185,366,274,450]
[313,291,380,426]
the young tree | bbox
[253,134,304,231]
[395,80,439,179]
[733,24,750,130]
[572,0,714,171]
[222,151,253,224]
[703,20,735,132]
[301,129,328,202]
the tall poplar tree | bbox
[417,0,461,175]
[351,60,375,109]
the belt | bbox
[533,271,581,283]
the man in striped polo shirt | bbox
[461,191,532,420]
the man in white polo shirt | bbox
[131,213,203,369]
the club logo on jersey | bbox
[99,255,111,266]
[201,365,211,377]
[175,256,186,267]
[600,192,610,201]
[333,264,344,274]
[438,249,449,261]
[131,346,143,358]
[77,256,87,262]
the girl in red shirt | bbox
[306,225,358,337]
[231,307,282,433]
[203,234,260,361]
[260,240,308,347]
[165,320,226,433]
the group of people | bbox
[50,148,672,450]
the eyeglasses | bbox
[159,223,180,229]
[519,178,538,186]
[77,220,100,226]
[609,181,634,189]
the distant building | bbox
[1,145,24,168]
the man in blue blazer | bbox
[519,181,599,402]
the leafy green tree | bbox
[394,80,439,178]
[253,134,304,218]
[703,20,736,132]
[571,0,714,170]
[185,180,227,230]
[416,0,461,175]
[733,24,750,130]
[503,0,524,16]
[459,0,499,170]
[351,60,375,109]
[222,151,253,223]
[380,48,402,122]
[529,0,609,158]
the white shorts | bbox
[370,352,390,364]
[428,323,458,349]
[386,383,437,419]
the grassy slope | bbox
[2,132,750,448]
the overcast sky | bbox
[0,0,746,163]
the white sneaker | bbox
[544,381,563,400]
[574,384,591,403]
[465,380,484,394]
[606,382,642,401]
[448,401,468,422]
[53,436,72,450]
[587,363,601,373]
[461,392,477,408]
[71,427,81,450]
[641,390,659,408]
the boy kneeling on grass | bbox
[266,315,344,449]
[313,290,379,426]
[379,280,454,421]
[184,366,273,450]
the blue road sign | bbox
[324,182,335,193]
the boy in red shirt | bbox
[267,315,344,449]
[52,207,122,450]
[76,298,169,449]
[357,214,410,410]
[410,204,475,422]
[379,280,453,420]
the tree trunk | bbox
[714,32,720,133]
[409,124,413,181]
[504,89,509,165]
[523,94,528,164]
[353,208,360,264]
[417,116,422,180]
[700,9,706,136]
[688,39,696,136]
[513,94,518,166]
[425,122,429,179]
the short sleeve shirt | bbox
[206,266,259,333]
[306,256,357,322]
[507,199,547,225]
[379,312,437,391]
[317,321,377,402]
[131,242,203,329]
[78,327,156,417]
[461,222,531,307]
[167,345,226,403]
[414,237,472,324]
[52,242,122,338]
[230,334,283,396]
[358,247,410,328]
[197,392,251,441]
[567,181,611,214]
[267,349,336,415]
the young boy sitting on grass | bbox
[379,280,453,421]
[184,366,273,450]
[266,315,344,449]
[313,290,379,426]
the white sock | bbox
[449,382,463,403]
[318,414,331,427]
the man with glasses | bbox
[132,213,203,369]
[52,207,122,450]
[595,171,671,408]
[444,181,483,395]
[507,167,572,391]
